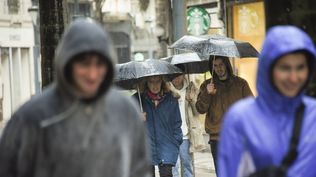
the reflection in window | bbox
[67,2,91,20]
[110,32,131,64]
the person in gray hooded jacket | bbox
[0,19,151,177]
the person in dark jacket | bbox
[218,26,316,177]
[135,76,182,177]
[196,56,253,174]
[0,19,151,177]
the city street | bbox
[1,1,316,177]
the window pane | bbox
[8,0,19,14]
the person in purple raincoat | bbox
[218,25,316,177]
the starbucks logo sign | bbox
[187,7,211,35]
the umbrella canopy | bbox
[170,35,259,58]
[115,58,183,90]
[162,52,209,74]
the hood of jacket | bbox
[209,56,234,82]
[257,25,316,112]
[54,18,117,101]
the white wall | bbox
[20,48,32,102]
[130,0,159,58]
[1,50,11,121]
[0,27,34,47]
[0,0,37,123]
[0,46,35,122]
[102,0,131,13]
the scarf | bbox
[147,90,167,107]
[147,90,163,101]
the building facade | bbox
[102,0,161,62]
[0,0,38,123]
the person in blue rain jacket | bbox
[218,25,316,177]
[134,76,183,177]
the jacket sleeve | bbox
[131,92,144,112]
[129,101,151,177]
[195,81,212,114]
[187,82,199,117]
[0,112,37,177]
[242,80,254,97]
[173,100,183,146]
[218,107,246,177]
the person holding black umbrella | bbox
[195,55,253,174]
[135,76,183,177]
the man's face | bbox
[272,53,308,97]
[171,75,185,89]
[147,76,162,94]
[213,58,227,80]
[72,54,107,98]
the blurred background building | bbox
[0,0,38,123]
[102,0,162,62]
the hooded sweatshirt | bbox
[218,26,316,177]
[196,57,253,140]
[0,19,151,177]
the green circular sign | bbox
[134,52,145,61]
[187,7,211,35]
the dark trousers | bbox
[209,140,218,176]
[152,164,173,177]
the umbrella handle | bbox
[211,55,215,84]
[137,85,143,112]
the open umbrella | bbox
[115,59,183,111]
[169,35,259,58]
[162,52,209,74]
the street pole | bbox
[172,0,187,42]
[33,26,41,94]
[171,1,190,176]
[28,4,41,94]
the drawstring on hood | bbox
[257,25,316,113]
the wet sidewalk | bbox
[154,150,217,177]
[193,150,217,177]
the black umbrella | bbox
[115,59,183,111]
[162,52,209,74]
[170,35,259,58]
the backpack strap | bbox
[280,103,305,171]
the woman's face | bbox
[147,76,162,94]
[272,53,309,97]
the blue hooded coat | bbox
[136,91,183,166]
[218,26,316,177]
